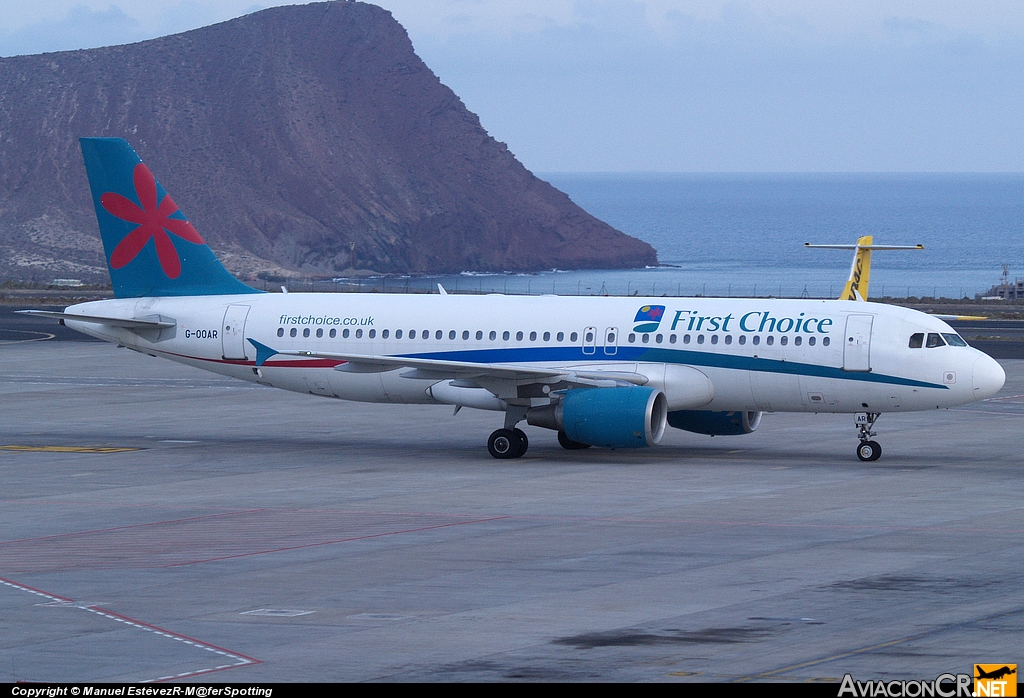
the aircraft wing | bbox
[16,310,176,329]
[250,340,649,391]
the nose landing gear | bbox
[855,412,882,461]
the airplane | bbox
[975,666,1016,681]
[20,138,1006,462]
[806,236,989,320]
[805,236,924,302]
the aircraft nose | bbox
[972,353,1005,400]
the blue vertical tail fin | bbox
[80,137,259,298]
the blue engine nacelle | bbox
[667,410,762,436]
[527,386,668,448]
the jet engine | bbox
[667,410,762,436]
[527,386,668,448]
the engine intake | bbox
[527,386,668,448]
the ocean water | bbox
[345,174,1024,299]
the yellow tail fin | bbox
[840,235,873,301]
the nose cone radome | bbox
[972,353,1005,400]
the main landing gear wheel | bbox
[513,428,528,456]
[557,431,591,450]
[488,428,528,459]
[857,441,882,462]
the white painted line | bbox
[1,576,260,682]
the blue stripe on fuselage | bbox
[398,345,947,390]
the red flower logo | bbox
[100,163,205,279]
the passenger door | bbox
[221,305,250,360]
[843,314,873,372]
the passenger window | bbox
[490,331,497,340]
[450,330,456,340]
[303,328,310,338]
[823,337,830,347]
[396,329,403,339]
[607,332,615,343]
[793,336,801,346]
[517,331,524,341]
[683,334,691,344]
[808,336,815,346]
[696,335,704,344]
[752,336,760,346]
[277,328,284,337]
[926,333,945,348]
[316,328,323,338]
[368,329,376,339]
[557,332,564,342]
[355,329,362,338]
[503,331,510,340]
[585,331,594,342]
[642,334,650,344]
[780,336,787,346]
[463,330,470,340]
[290,328,297,337]
[766,336,774,346]
[422,330,429,338]
[409,330,416,339]
[725,335,732,345]
[669,334,677,344]
[543,332,551,341]
[382,329,389,339]
[343,329,350,338]
[530,331,537,341]
[570,332,578,342]
[711,335,718,345]
[436,330,443,340]
[476,330,483,340]
[329,329,336,338]
[738,335,746,345]
[909,333,924,348]
[655,334,663,344]
[628,333,636,343]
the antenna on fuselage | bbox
[804,235,923,301]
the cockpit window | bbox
[925,333,946,348]
[909,333,923,348]
[941,333,968,347]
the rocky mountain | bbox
[0,1,656,283]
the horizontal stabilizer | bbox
[804,243,924,251]
[17,310,175,329]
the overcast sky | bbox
[2,1,1022,172]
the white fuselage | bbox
[61,293,1004,416]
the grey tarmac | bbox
[0,340,1021,682]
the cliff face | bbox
[0,1,656,282]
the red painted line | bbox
[0,576,75,602]
[97,606,260,663]
[0,509,266,546]
[162,515,513,567]
[0,576,260,682]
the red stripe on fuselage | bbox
[156,349,344,369]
